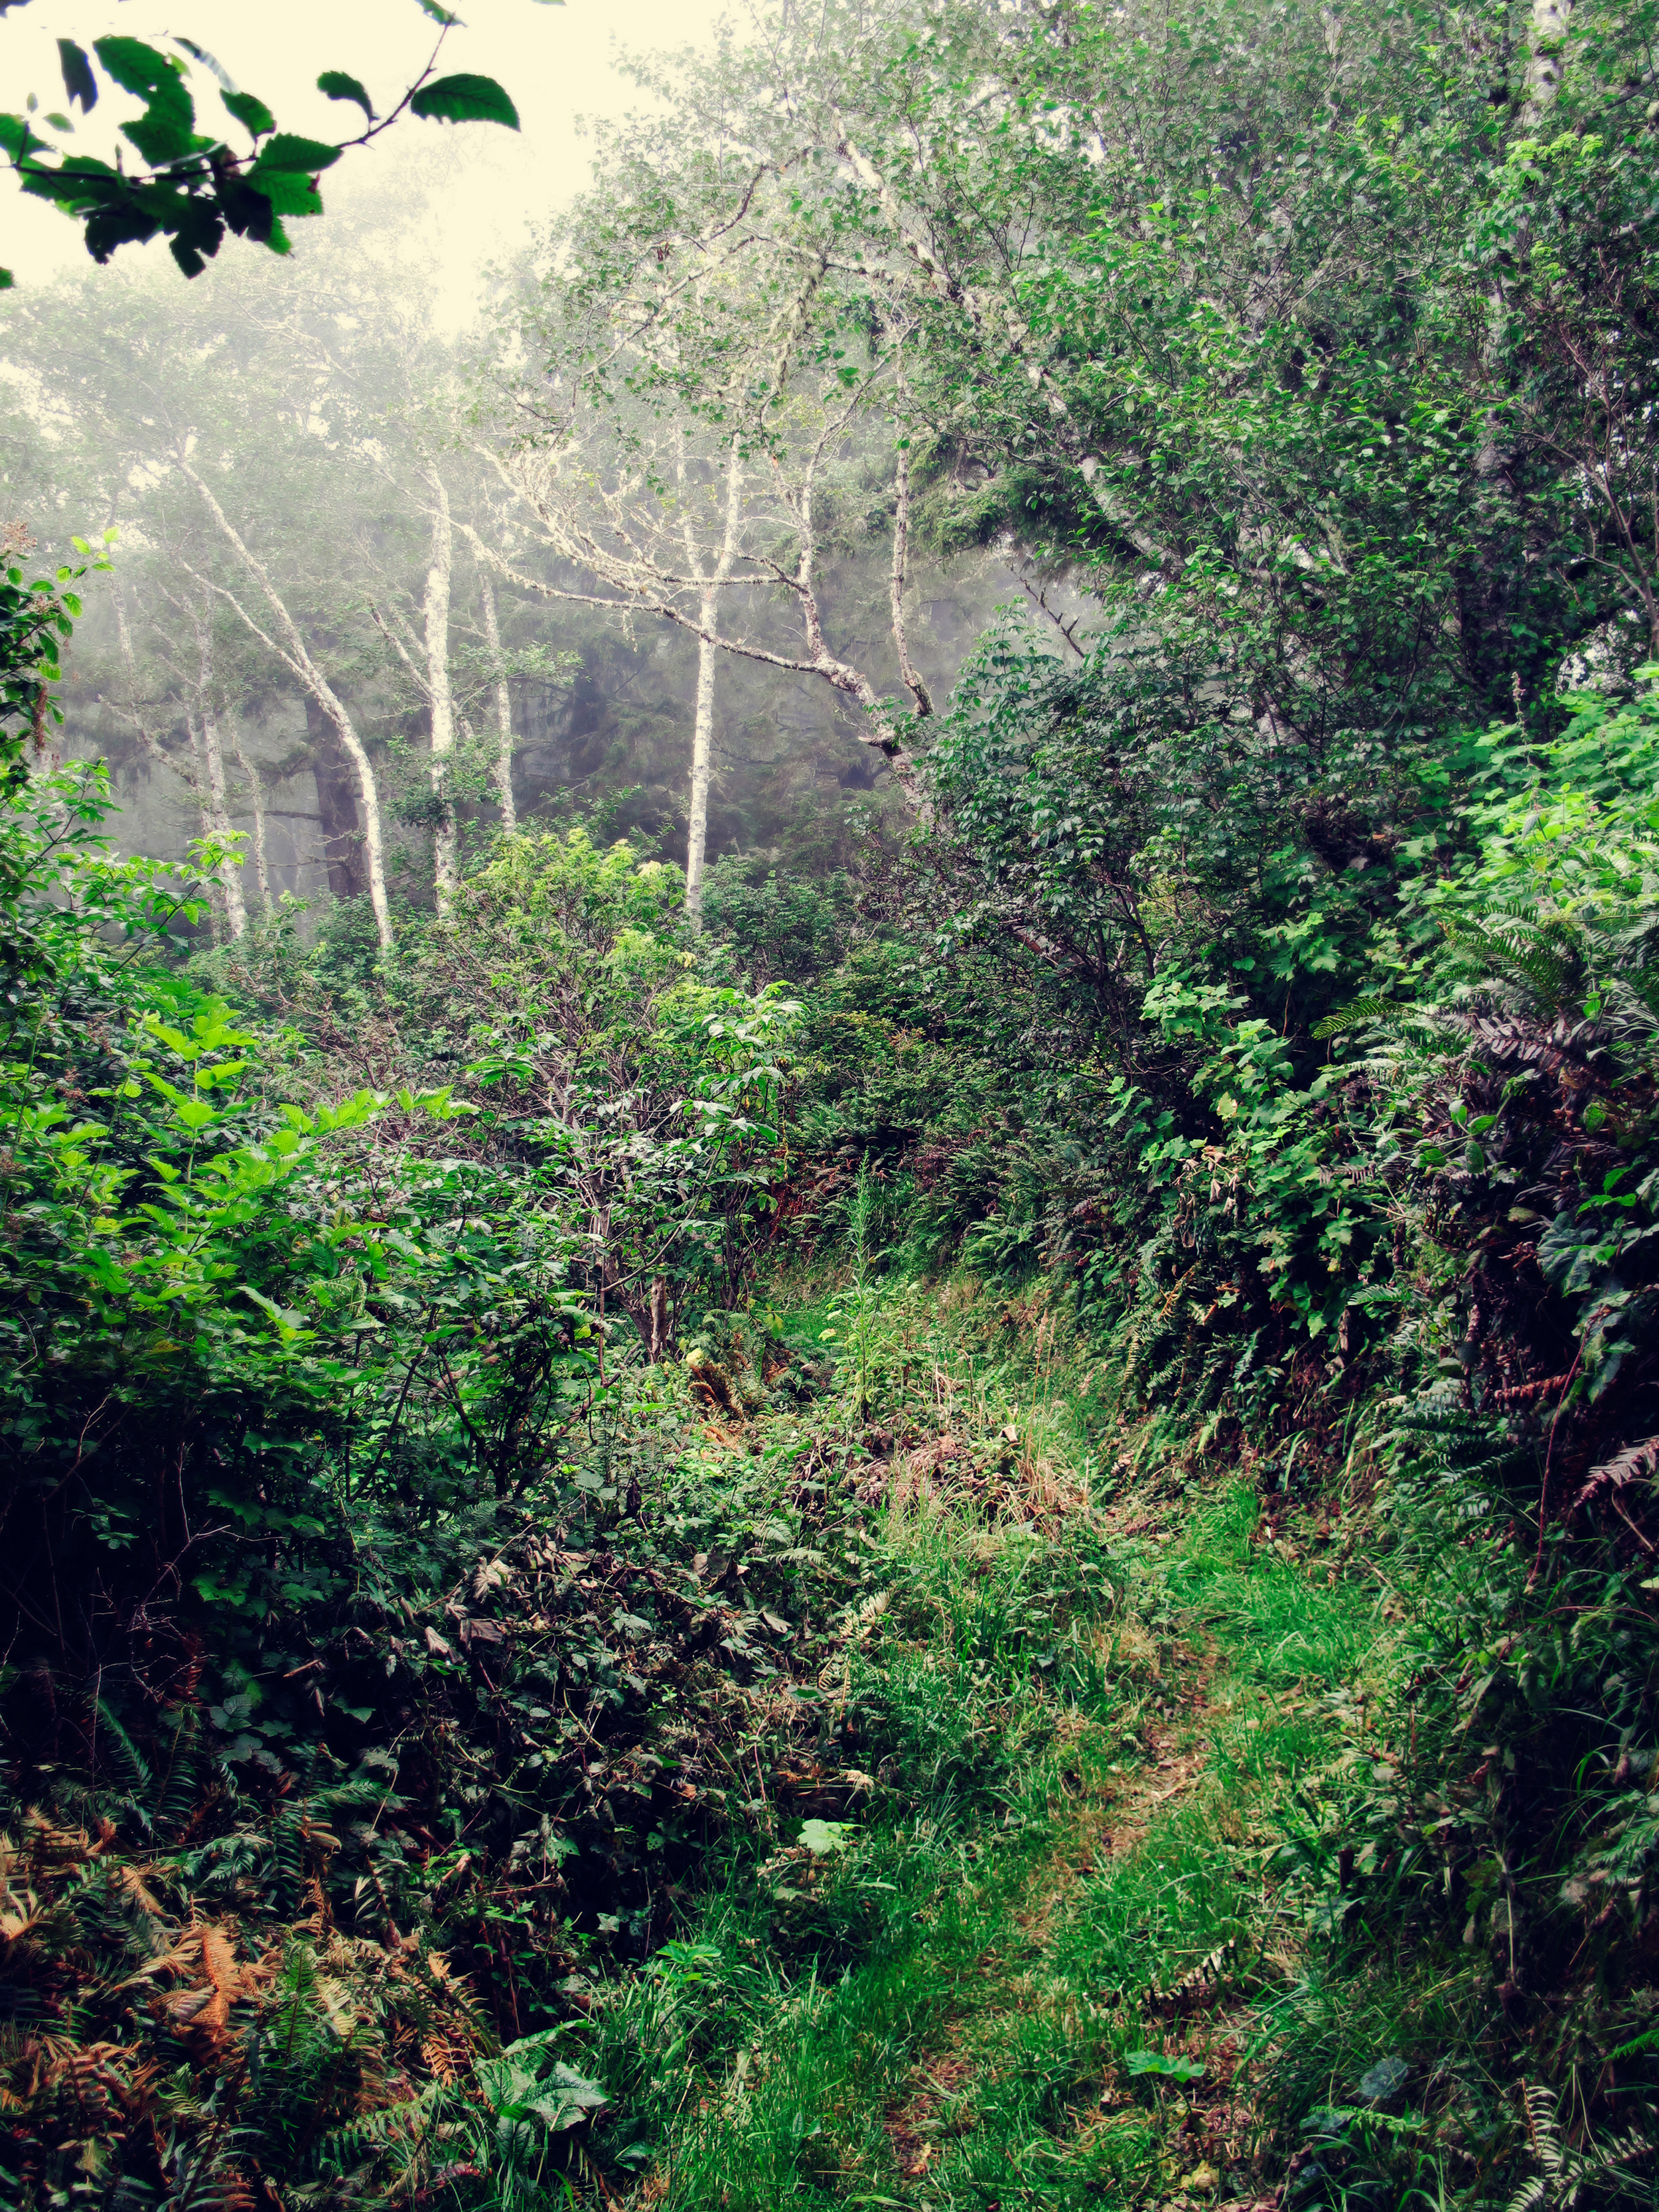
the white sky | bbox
[3,0,735,315]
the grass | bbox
[571,1273,1400,2212]
[5,1256,1648,2210]
[413,1257,1659,2212]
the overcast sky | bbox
[3,0,735,310]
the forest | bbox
[2,0,1659,2204]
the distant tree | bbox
[483,178,940,852]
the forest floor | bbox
[605,1274,1402,2212]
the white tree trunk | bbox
[686,604,719,922]
[422,467,458,908]
[683,444,744,926]
[184,710,215,852]
[197,702,248,940]
[112,585,202,812]
[233,729,273,914]
[1519,0,1573,128]
[478,572,516,831]
[179,454,394,950]
[185,602,246,941]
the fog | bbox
[3,1,1035,937]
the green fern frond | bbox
[318,2077,449,2162]
[1313,997,1436,1039]
[96,1702,153,1806]
[153,1708,204,1836]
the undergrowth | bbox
[11,1261,1650,2212]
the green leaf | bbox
[0,112,40,164]
[84,200,162,263]
[250,132,343,175]
[246,134,338,218]
[799,1818,854,1855]
[0,269,12,292]
[411,0,462,21]
[317,70,375,123]
[221,89,275,139]
[57,39,98,115]
[1123,2051,1206,2083]
[94,37,198,165]
[410,74,520,129]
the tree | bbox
[566,0,1656,750]
[3,192,499,946]
[476,571,517,832]
[370,461,461,909]
[178,451,394,947]
[107,579,253,940]
[481,207,940,825]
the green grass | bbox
[561,1268,1399,2211]
[518,1274,1656,2212]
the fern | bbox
[1445,916,1576,1015]
[270,1795,309,1916]
[94,1702,153,1810]
[1574,1435,1659,1511]
[1506,2081,1654,2211]
[317,2075,450,2163]
[153,1706,204,1837]
[1313,995,1437,1039]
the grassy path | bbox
[612,1331,1390,2212]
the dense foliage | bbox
[3,0,1659,2205]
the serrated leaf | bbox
[84,201,161,263]
[222,89,275,139]
[96,38,201,167]
[93,36,192,113]
[57,39,98,114]
[317,70,375,122]
[169,202,224,279]
[247,169,324,218]
[250,131,343,175]
[410,74,520,129]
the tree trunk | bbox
[683,444,744,926]
[1518,0,1573,129]
[686,599,719,922]
[307,695,367,901]
[1465,0,1577,709]
[180,454,394,950]
[185,602,248,942]
[194,703,248,940]
[232,729,273,915]
[478,573,517,831]
[422,467,458,908]
[184,711,222,944]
